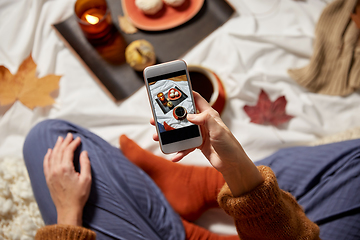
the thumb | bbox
[186,113,201,124]
[79,151,91,181]
[187,110,221,130]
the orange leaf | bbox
[0,54,61,109]
[0,66,23,105]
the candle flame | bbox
[85,14,99,25]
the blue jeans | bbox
[23,119,185,240]
[256,139,360,240]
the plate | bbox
[167,88,182,100]
[121,0,205,31]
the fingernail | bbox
[187,114,196,120]
[67,132,72,138]
[57,136,62,142]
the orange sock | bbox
[182,219,239,240]
[119,135,225,222]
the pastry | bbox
[135,0,163,15]
[163,0,185,7]
[125,39,156,71]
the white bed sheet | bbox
[1,0,360,236]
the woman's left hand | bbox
[43,133,92,226]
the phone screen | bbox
[147,69,200,145]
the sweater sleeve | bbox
[217,166,320,240]
[35,224,96,240]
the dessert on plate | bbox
[135,0,163,15]
[163,0,186,7]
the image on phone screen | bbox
[147,70,200,145]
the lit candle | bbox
[74,0,127,64]
[80,8,105,26]
[85,14,100,25]
[75,0,114,45]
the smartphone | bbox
[144,60,203,154]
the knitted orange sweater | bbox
[218,166,320,240]
[35,166,320,240]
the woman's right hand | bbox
[183,92,250,173]
[151,91,264,197]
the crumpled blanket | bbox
[0,157,44,240]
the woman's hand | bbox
[43,133,92,226]
[151,91,264,196]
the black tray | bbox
[156,86,188,114]
[53,0,234,101]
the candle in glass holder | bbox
[157,92,164,101]
[157,92,168,106]
[75,0,113,45]
[82,9,102,25]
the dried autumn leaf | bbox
[243,89,293,126]
[0,55,61,109]
[118,15,138,34]
[164,121,175,131]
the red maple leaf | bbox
[164,121,175,131]
[243,90,293,126]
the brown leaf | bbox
[0,54,61,109]
[243,89,294,126]
[118,15,138,34]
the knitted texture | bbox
[288,0,360,96]
[35,225,96,240]
[218,166,320,240]
[119,134,225,222]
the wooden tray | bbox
[53,0,234,101]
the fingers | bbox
[150,118,155,126]
[48,133,82,170]
[59,133,74,160]
[43,148,52,177]
[79,151,92,182]
[150,118,159,141]
[192,91,212,113]
[152,133,159,141]
[63,136,81,165]
[188,106,223,130]
[52,133,74,165]
[171,148,195,162]
[52,135,64,164]
[189,91,221,128]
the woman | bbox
[24,92,360,239]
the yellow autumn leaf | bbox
[0,54,61,109]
